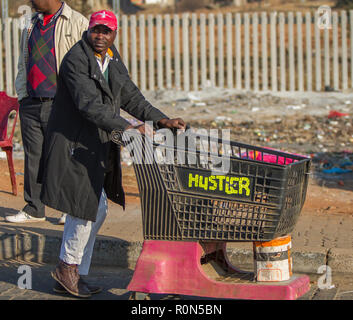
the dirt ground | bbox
[0,157,352,218]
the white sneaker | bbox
[58,214,67,225]
[5,211,46,223]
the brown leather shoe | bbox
[51,260,91,298]
[53,279,102,295]
[79,278,103,294]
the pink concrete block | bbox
[127,240,310,300]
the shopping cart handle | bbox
[171,123,191,135]
[111,129,126,146]
[111,124,191,145]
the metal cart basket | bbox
[113,129,311,242]
[112,128,312,300]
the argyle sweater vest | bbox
[26,16,58,98]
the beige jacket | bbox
[15,2,89,101]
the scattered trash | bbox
[287,105,304,110]
[192,102,207,107]
[176,106,187,111]
[328,110,349,119]
[322,167,352,174]
[187,92,203,102]
[215,116,232,124]
[6,91,353,167]
[313,151,353,175]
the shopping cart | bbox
[112,127,311,300]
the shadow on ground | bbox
[0,206,137,271]
[0,260,134,300]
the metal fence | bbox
[2,10,353,97]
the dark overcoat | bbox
[40,31,168,222]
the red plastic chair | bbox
[0,92,19,196]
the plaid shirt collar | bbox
[36,2,64,24]
[30,2,64,27]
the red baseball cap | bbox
[89,10,118,31]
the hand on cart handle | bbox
[111,119,189,146]
[158,118,186,130]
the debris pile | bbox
[189,113,352,155]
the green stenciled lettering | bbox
[226,177,238,194]
[239,177,251,196]
[208,176,217,190]
[199,175,209,191]
[216,176,226,191]
[189,174,199,188]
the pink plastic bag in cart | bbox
[242,147,304,165]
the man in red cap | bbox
[40,10,185,298]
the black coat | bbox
[40,32,168,222]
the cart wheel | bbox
[129,291,151,300]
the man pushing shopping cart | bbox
[40,9,311,300]
[39,10,186,298]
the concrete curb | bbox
[0,231,352,274]
[327,248,353,274]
